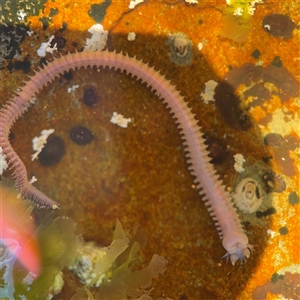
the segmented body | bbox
[0,51,251,264]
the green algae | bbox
[12,216,82,299]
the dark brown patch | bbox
[70,126,94,145]
[262,14,297,38]
[83,88,99,107]
[205,137,228,164]
[214,81,252,131]
[38,135,65,166]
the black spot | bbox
[14,57,31,73]
[271,272,284,284]
[288,191,299,206]
[9,132,15,140]
[239,113,252,131]
[40,57,48,67]
[256,207,276,218]
[39,17,50,30]
[49,8,59,18]
[88,1,112,23]
[70,126,94,145]
[59,22,68,32]
[271,56,283,68]
[38,135,65,166]
[279,227,288,235]
[63,71,73,81]
[251,49,261,59]
[50,36,66,49]
[205,137,227,164]
[83,88,99,106]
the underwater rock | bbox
[262,14,297,38]
[38,135,65,166]
[70,126,94,145]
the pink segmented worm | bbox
[0,51,252,264]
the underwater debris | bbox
[0,146,8,175]
[70,220,169,299]
[31,129,55,161]
[201,80,218,104]
[38,135,65,166]
[262,14,298,38]
[166,33,193,66]
[70,126,94,145]
[232,177,263,214]
[110,112,132,128]
[37,35,57,57]
[233,153,246,173]
[127,32,136,41]
[84,24,108,52]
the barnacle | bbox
[166,33,193,66]
[232,177,263,214]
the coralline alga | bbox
[0,50,253,265]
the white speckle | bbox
[27,30,34,36]
[17,10,26,21]
[267,229,277,239]
[129,0,144,9]
[31,129,55,161]
[67,84,79,93]
[0,147,8,175]
[233,7,243,16]
[185,0,198,3]
[29,176,37,184]
[84,24,108,52]
[46,271,64,300]
[233,153,246,173]
[127,32,136,41]
[197,42,203,51]
[110,112,132,128]
[37,35,57,57]
[264,24,271,30]
[201,80,218,104]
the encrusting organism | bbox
[0,50,252,264]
